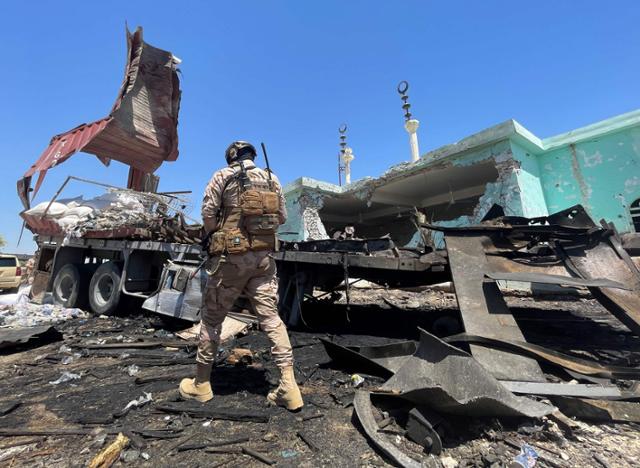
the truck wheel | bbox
[52,264,89,308]
[89,262,122,315]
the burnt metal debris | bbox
[444,234,546,382]
[379,329,555,418]
[0,325,62,350]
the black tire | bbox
[52,264,89,308]
[88,262,122,315]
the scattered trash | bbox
[440,456,459,468]
[202,420,211,427]
[126,365,140,376]
[49,371,81,385]
[123,392,153,412]
[0,444,34,463]
[281,449,297,458]
[90,432,108,448]
[0,298,87,328]
[351,374,365,387]
[141,452,150,460]
[513,443,539,468]
[59,344,72,353]
[119,352,131,360]
[153,329,174,339]
[61,355,75,365]
[120,449,140,463]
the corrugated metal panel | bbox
[18,26,181,208]
[24,119,111,199]
[19,212,64,236]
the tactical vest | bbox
[208,163,281,255]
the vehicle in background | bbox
[0,255,22,293]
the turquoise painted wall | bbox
[510,142,549,218]
[537,128,640,232]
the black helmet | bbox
[225,141,257,164]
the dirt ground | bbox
[1,287,639,467]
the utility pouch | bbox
[209,232,227,255]
[261,192,280,214]
[250,234,276,251]
[240,190,265,216]
[244,214,280,235]
[240,190,280,215]
[225,228,250,254]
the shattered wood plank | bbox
[176,436,250,452]
[155,403,270,423]
[296,431,320,452]
[0,428,93,437]
[444,234,545,382]
[0,401,21,417]
[242,446,275,465]
[80,340,194,349]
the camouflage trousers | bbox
[197,250,294,368]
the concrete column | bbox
[341,147,354,184]
[404,119,420,162]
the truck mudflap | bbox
[141,263,205,322]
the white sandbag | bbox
[57,214,80,230]
[58,196,84,207]
[24,201,68,218]
[65,206,94,218]
[81,193,120,211]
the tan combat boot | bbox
[179,363,213,402]
[267,366,304,411]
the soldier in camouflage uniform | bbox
[179,141,303,410]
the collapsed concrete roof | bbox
[18,26,182,209]
[281,109,640,245]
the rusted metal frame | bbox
[280,237,394,253]
[444,234,545,382]
[39,175,186,220]
[40,235,202,257]
[554,238,640,336]
[273,250,431,272]
[600,220,640,278]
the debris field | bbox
[1,289,640,467]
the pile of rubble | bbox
[23,191,150,234]
[22,188,203,244]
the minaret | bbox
[338,124,354,185]
[398,80,420,162]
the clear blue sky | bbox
[1,1,639,253]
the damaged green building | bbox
[279,109,640,248]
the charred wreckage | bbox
[2,25,640,468]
